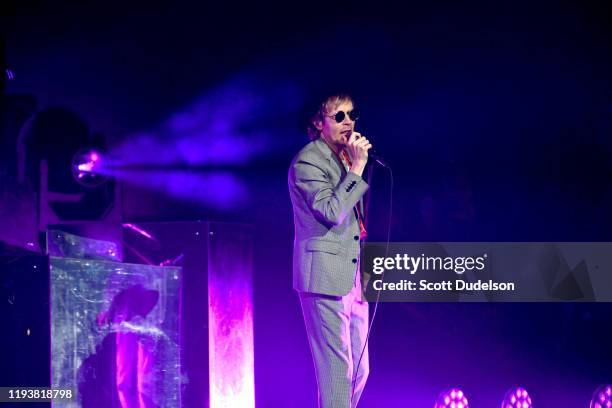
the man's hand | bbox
[346,131,372,177]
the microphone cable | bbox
[351,161,393,406]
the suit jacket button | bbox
[352,258,357,264]
[354,235,359,241]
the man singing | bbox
[288,92,372,408]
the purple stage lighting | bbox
[591,385,612,408]
[119,169,247,209]
[502,386,532,408]
[123,223,156,241]
[435,388,469,408]
[107,74,302,172]
[71,148,108,187]
[208,225,255,408]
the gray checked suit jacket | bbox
[288,137,369,296]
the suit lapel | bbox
[330,153,346,177]
[314,138,344,182]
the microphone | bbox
[353,132,390,167]
[369,149,390,168]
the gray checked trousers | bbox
[299,274,370,408]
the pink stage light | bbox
[502,387,532,408]
[208,235,255,408]
[591,385,612,408]
[208,299,254,408]
[71,148,108,187]
[435,387,469,408]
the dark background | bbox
[2,1,612,406]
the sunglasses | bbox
[327,109,359,123]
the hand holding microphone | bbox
[347,131,372,176]
[347,132,390,174]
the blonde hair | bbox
[307,93,353,141]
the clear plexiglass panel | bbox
[50,256,181,408]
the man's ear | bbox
[313,119,323,131]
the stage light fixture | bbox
[435,387,469,408]
[502,386,532,408]
[591,385,612,408]
[71,148,107,187]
